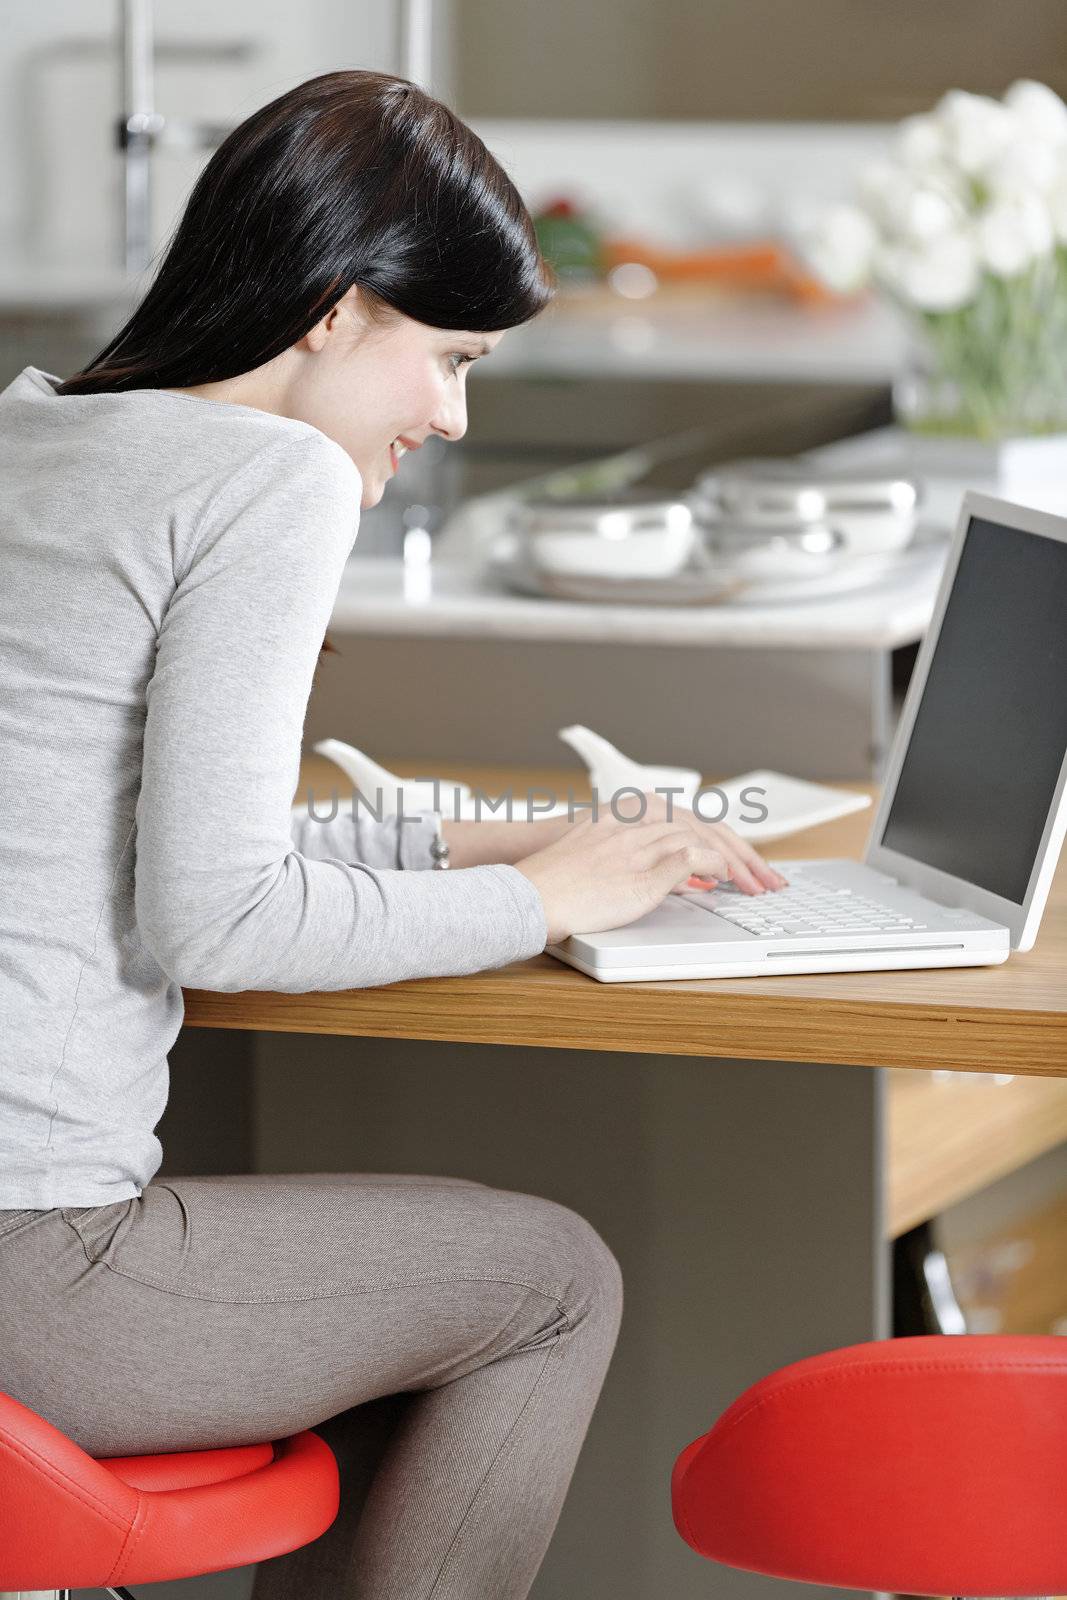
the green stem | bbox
[896,257,1067,439]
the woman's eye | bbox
[447,352,473,374]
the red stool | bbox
[672,1334,1067,1598]
[0,1390,339,1599]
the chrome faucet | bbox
[116,0,438,277]
[116,0,250,275]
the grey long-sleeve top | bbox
[0,366,547,1208]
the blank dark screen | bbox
[880,515,1067,904]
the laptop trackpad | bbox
[608,895,758,945]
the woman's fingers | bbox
[677,816,786,893]
[679,835,765,895]
[629,826,732,882]
[708,846,765,894]
[598,797,786,896]
[653,841,732,892]
[709,820,788,889]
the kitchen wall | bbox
[468,118,891,247]
[454,0,1067,121]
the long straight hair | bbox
[57,69,555,660]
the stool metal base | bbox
[0,1588,137,1599]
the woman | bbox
[0,70,784,1599]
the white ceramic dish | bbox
[528,522,696,579]
[689,459,921,557]
[484,526,949,606]
[511,493,697,580]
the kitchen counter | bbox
[333,539,944,649]
[336,422,950,649]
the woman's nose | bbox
[430,380,468,444]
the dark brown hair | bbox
[57,69,555,662]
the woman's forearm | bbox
[439,811,573,869]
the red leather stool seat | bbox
[0,1391,339,1590]
[671,1334,1067,1597]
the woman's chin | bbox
[359,478,387,511]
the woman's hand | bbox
[623,788,787,895]
[438,809,575,869]
[439,788,785,890]
[513,790,786,946]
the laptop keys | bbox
[684,879,928,937]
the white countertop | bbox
[331,421,1067,651]
[330,541,943,649]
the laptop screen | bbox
[879,513,1067,904]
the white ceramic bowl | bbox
[514,494,697,580]
[530,526,695,579]
[690,461,920,557]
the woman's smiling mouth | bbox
[388,437,416,474]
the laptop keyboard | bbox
[688,878,929,938]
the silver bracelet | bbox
[429,813,451,869]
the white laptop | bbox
[546,490,1067,982]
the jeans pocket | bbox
[60,1200,137,1264]
[0,1209,44,1242]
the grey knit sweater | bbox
[0,367,547,1208]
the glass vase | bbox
[891,252,1067,441]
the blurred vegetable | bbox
[533,196,605,278]
[600,237,838,302]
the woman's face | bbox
[290,287,505,509]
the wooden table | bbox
[175,759,1067,1600]
[186,760,1067,1078]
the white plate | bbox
[485,525,948,606]
[703,770,872,841]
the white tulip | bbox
[796,204,878,292]
[985,137,1061,197]
[902,184,966,242]
[858,160,966,241]
[896,114,946,174]
[858,162,928,234]
[858,160,913,229]
[873,242,910,300]
[1018,191,1056,253]
[1003,79,1067,148]
[876,230,979,312]
[1047,174,1067,244]
[976,194,1055,276]
[935,89,1020,175]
